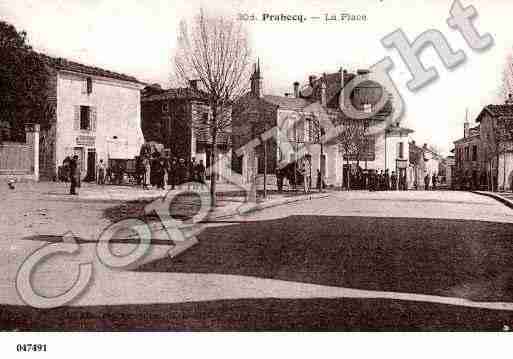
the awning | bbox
[107,139,139,159]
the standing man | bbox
[197,159,206,184]
[97,159,106,185]
[69,155,79,195]
[168,157,178,189]
[384,169,390,190]
[378,170,385,191]
[157,154,166,190]
[424,173,430,190]
[432,173,437,190]
[276,166,284,193]
[178,158,187,185]
[390,171,397,191]
[189,157,197,182]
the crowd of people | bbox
[367,169,407,191]
[345,167,408,191]
[138,153,206,191]
[60,152,207,195]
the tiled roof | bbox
[38,53,144,84]
[307,70,393,118]
[262,95,312,111]
[142,87,209,102]
[477,105,513,122]
[486,105,513,117]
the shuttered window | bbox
[91,107,97,131]
[74,106,96,131]
[74,105,80,130]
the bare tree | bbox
[335,118,368,190]
[174,9,253,206]
[498,53,513,102]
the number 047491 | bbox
[16,344,47,352]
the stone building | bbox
[231,62,413,187]
[453,121,483,189]
[37,54,146,181]
[475,104,513,191]
[140,80,231,180]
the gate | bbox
[0,143,34,175]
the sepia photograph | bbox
[1,0,513,356]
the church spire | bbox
[251,58,263,98]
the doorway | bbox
[85,148,96,182]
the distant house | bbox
[475,104,513,191]
[439,155,456,188]
[453,121,483,189]
[140,80,231,180]
[408,141,443,189]
[37,54,146,181]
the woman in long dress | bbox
[142,156,151,190]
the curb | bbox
[211,192,333,220]
[146,191,334,232]
[472,191,513,210]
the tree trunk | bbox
[319,143,324,193]
[210,109,218,207]
[346,158,351,191]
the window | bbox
[202,112,209,124]
[472,145,478,162]
[86,77,93,94]
[398,142,404,159]
[162,103,169,113]
[464,146,469,161]
[80,106,91,130]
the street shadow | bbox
[137,215,513,302]
[2,297,513,331]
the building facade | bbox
[38,55,146,181]
[408,141,443,189]
[453,121,484,189]
[476,104,513,191]
[141,81,232,180]
[232,63,413,187]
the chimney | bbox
[308,75,317,87]
[321,73,327,106]
[464,121,470,138]
[189,79,198,90]
[293,82,300,98]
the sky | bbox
[1,0,512,155]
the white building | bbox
[38,55,146,180]
[232,65,414,188]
